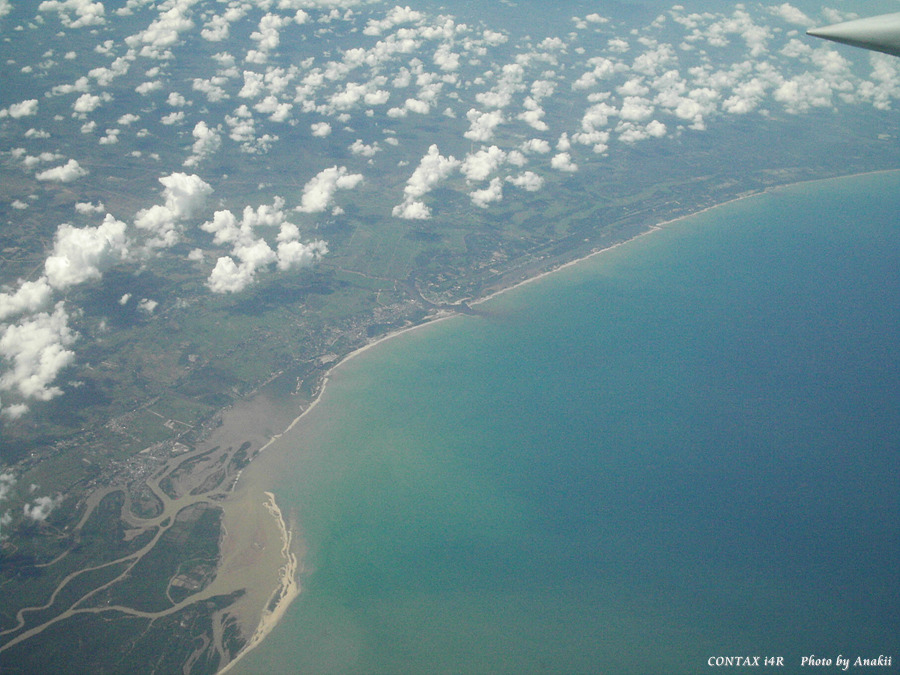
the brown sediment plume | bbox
[218,491,300,674]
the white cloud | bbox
[461,145,506,182]
[0,473,16,502]
[276,239,328,271]
[619,96,655,122]
[23,494,63,522]
[0,279,53,322]
[858,54,900,111]
[550,152,578,172]
[44,215,129,290]
[167,92,188,107]
[433,44,460,72]
[768,3,811,26]
[0,99,39,119]
[2,404,29,420]
[517,97,548,131]
[183,121,222,167]
[521,138,551,154]
[506,171,544,192]
[392,200,432,220]
[38,0,105,28]
[134,173,213,249]
[35,159,88,183]
[203,198,327,293]
[136,80,162,95]
[364,5,424,36]
[608,38,630,53]
[296,166,364,213]
[75,201,105,214]
[464,108,505,142]
[482,29,507,46]
[349,139,381,157]
[161,111,185,125]
[99,129,120,144]
[311,121,332,137]
[138,298,158,314]
[469,177,504,208]
[393,144,460,220]
[617,119,667,143]
[0,302,77,402]
[193,77,229,102]
[773,73,834,113]
[72,93,102,116]
[125,0,196,59]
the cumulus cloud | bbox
[23,494,63,522]
[75,201,105,214]
[550,152,578,172]
[276,239,328,271]
[0,99,39,119]
[0,280,53,322]
[125,0,196,59]
[134,173,213,249]
[183,121,222,167]
[44,215,129,289]
[0,303,77,403]
[72,93,103,116]
[35,159,88,183]
[617,119,667,143]
[521,138,551,154]
[203,197,328,293]
[246,12,289,63]
[207,256,255,293]
[0,473,16,502]
[859,54,900,111]
[470,177,503,208]
[506,171,544,192]
[773,72,835,113]
[363,5,424,36]
[349,139,381,157]
[296,166,363,213]
[392,144,460,219]
[461,145,506,182]
[464,108,505,142]
[38,0,105,28]
[517,97,548,131]
[311,121,332,137]
[768,3,811,26]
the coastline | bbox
[218,492,299,675]
[216,167,900,673]
[473,166,900,308]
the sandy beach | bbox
[214,168,900,673]
[218,492,300,674]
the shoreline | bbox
[216,166,899,673]
[473,166,900,308]
[218,492,299,675]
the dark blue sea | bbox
[238,171,900,674]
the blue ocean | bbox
[238,172,900,674]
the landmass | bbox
[2,1,900,672]
[4,165,896,675]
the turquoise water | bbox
[239,172,900,674]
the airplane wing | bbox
[807,12,900,57]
